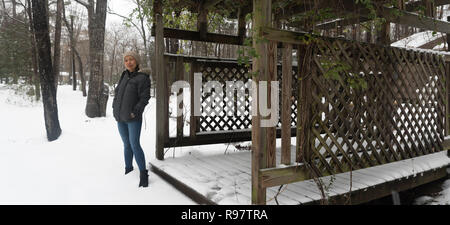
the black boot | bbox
[125,167,134,175]
[139,170,149,187]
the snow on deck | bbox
[150,142,450,205]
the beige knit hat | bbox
[123,51,141,66]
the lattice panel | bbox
[198,61,252,132]
[197,62,298,132]
[306,39,446,177]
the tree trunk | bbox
[1,0,6,12]
[53,0,63,90]
[109,39,116,84]
[70,16,76,91]
[12,0,17,18]
[75,48,87,97]
[165,38,170,53]
[26,0,40,101]
[71,47,76,89]
[63,5,85,96]
[32,0,62,141]
[83,0,108,117]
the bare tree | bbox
[1,0,6,13]
[53,0,63,90]
[31,0,62,141]
[109,25,136,82]
[75,0,108,117]
[62,2,87,96]
[69,15,76,91]
[25,0,40,101]
[104,23,123,85]
[12,0,17,18]
[107,0,150,67]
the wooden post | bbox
[425,0,436,18]
[190,61,199,138]
[296,43,312,164]
[446,16,450,137]
[154,0,168,160]
[380,12,392,148]
[266,41,277,168]
[238,8,246,45]
[198,2,208,40]
[366,21,373,44]
[380,20,390,45]
[281,43,292,165]
[165,56,171,136]
[176,56,184,139]
[447,60,450,137]
[397,0,405,10]
[252,0,271,205]
[395,0,405,50]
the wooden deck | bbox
[149,144,450,205]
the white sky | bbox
[106,0,137,28]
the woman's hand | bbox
[130,113,136,118]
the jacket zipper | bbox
[118,72,132,121]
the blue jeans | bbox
[117,120,146,171]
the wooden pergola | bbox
[151,0,450,205]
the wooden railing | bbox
[253,26,449,204]
[161,54,300,148]
[158,29,449,205]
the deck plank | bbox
[383,161,416,178]
[162,156,252,204]
[282,181,324,201]
[419,151,450,169]
[300,179,346,196]
[327,172,373,190]
[150,145,450,205]
[197,154,299,205]
[205,148,321,204]
[313,176,355,194]
[396,157,428,175]
[338,170,381,187]
[162,150,316,205]
[181,155,253,203]
[357,164,398,181]
[351,169,389,184]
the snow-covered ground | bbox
[0,84,195,205]
[390,8,450,53]
[391,30,443,49]
[0,83,449,205]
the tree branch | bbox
[74,0,89,9]
[0,8,27,25]
[204,0,224,9]
[107,7,144,39]
[14,0,26,9]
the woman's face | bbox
[124,56,137,72]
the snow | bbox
[390,8,450,56]
[391,31,442,49]
[390,9,450,55]
[1,83,450,205]
[0,84,195,205]
[413,177,450,205]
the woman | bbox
[113,51,151,187]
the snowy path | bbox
[0,85,195,204]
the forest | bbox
[1,0,448,141]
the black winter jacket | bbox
[113,70,151,122]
